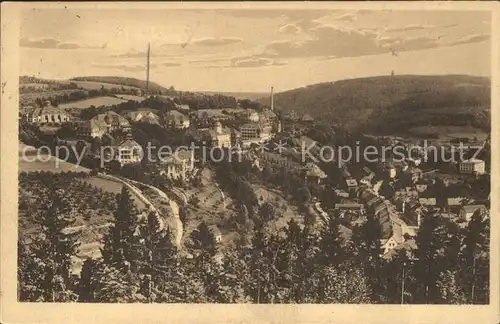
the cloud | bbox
[231,57,287,68]
[335,13,357,22]
[20,37,100,50]
[386,25,435,33]
[93,61,181,72]
[279,23,301,34]
[110,50,180,59]
[263,26,383,59]
[93,64,145,72]
[193,37,243,46]
[217,9,326,21]
[447,34,490,46]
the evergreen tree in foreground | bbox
[101,186,142,270]
[19,189,80,302]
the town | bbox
[18,73,491,304]
[15,8,491,306]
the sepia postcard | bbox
[1,1,499,324]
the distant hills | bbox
[257,75,490,136]
[199,91,268,101]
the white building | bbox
[459,158,486,175]
[240,122,272,147]
[25,103,70,125]
[114,139,142,165]
[165,110,190,129]
[75,119,108,138]
[209,122,231,148]
[160,149,195,181]
[92,111,131,133]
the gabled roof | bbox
[461,204,487,214]
[117,138,141,149]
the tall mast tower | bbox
[270,86,274,111]
[146,42,151,91]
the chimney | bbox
[270,86,274,112]
[146,42,151,91]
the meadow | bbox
[58,96,129,109]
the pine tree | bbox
[78,258,143,303]
[351,213,383,302]
[459,210,490,304]
[413,212,457,303]
[246,222,279,303]
[101,186,142,270]
[317,216,344,266]
[19,189,80,302]
[312,263,372,303]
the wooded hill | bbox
[258,75,490,135]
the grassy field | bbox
[85,176,146,210]
[58,96,128,109]
[19,143,91,173]
[20,89,78,106]
[69,80,141,91]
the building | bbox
[345,178,358,194]
[195,109,232,122]
[114,138,142,165]
[447,197,466,206]
[240,122,272,147]
[92,111,131,133]
[126,110,160,124]
[75,119,108,138]
[334,188,350,199]
[335,203,365,213]
[261,109,277,122]
[165,110,190,129]
[379,214,405,255]
[159,149,195,181]
[303,162,327,184]
[459,158,486,175]
[459,204,488,222]
[25,103,70,125]
[244,110,260,122]
[209,122,231,148]
[230,128,241,147]
[362,166,375,179]
[419,197,437,207]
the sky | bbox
[20,8,491,92]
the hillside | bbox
[70,76,170,93]
[199,91,268,101]
[258,75,490,136]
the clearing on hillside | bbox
[58,96,128,109]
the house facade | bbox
[166,110,190,129]
[25,104,70,125]
[459,158,486,175]
[160,149,195,181]
[114,139,143,165]
[92,111,131,133]
[209,122,231,148]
